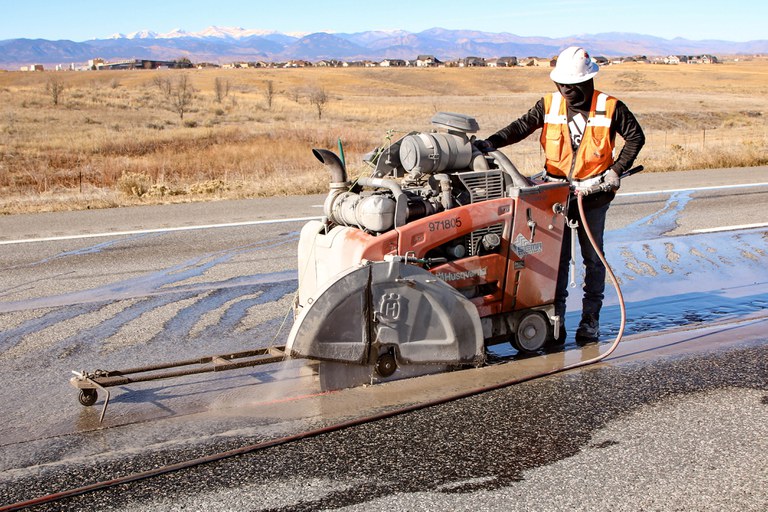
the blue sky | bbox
[0,0,765,42]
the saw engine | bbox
[286,112,570,387]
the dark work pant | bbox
[554,197,610,319]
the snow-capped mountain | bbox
[125,29,159,40]
[110,26,297,41]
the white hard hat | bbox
[549,46,599,84]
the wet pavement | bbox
[1,169,767,510]
[3,333,766,511]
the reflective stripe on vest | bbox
[587,93,611,127]
[544,92,567,125]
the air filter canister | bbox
[399,132,472,174]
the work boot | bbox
[575,313,599,345]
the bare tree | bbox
[308,86,329,120]
[264,80,275,109]
[170,75,195,121]
[45,76,66,106]
[214,77,230,103]
[152,76,172,97]
[287,87,302,103]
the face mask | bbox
[556,79,594,110]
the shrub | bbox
[117,172,151,197]
[188,179,228,194]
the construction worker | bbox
[474,46,645,348]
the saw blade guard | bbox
[286,258,484,367]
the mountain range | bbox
[1,26,766,69]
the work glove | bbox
[602,168,621,192]
[472,139,495,153]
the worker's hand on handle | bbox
[472,139,495,153]
[602,169,621,192]
[578,168,621,196]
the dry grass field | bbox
[1,58,767,214]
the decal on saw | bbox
[511,233,543,258]
[378,292,402,321]
[434,267,488,282]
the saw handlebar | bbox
[620,165,645,179]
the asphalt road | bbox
[78,341,768,512]
[1,166,767,243]
[0,166,766,511]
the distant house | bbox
[283,60,312,68]
[689,54,719,64]
[485,57,517,68]
[95,59,190,70]
[496,56,518,67]
[379,59,406,67]
[21,64,45,72]
[664,55,719,64]
[415,55,442,67]
[221,61,250,68]
[316,59,343,67]
[521,56,555,67]
[593,56,609,66]
[461,56,486,67]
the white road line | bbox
[617,182,768,197]
[2,183,767,246]
[691,222,768,234]
[0,216,323,246]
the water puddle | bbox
[562,191,767,339]
[0,233,299,314]
[0,231,300,367]
[611,191,693,244]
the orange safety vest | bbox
[540,90,617,185]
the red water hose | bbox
[558,191,626,369]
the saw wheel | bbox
[512,311,552,354]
